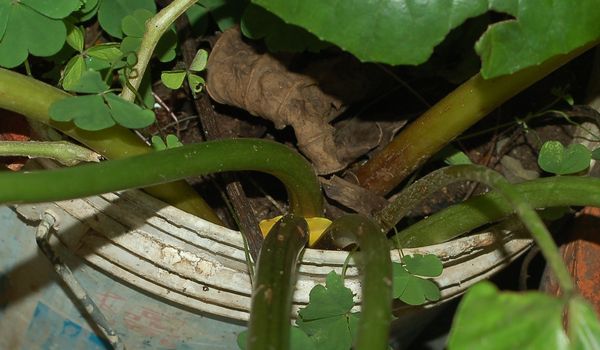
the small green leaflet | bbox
[296,271,359,350]
[537,141,591,175]
[120,9,177,63]
[0,0,80,68]
[64,70,109,94]
[65,22,85,52]
[97,0,156,39]
[438,145,473,166]
[61,43,123,91]
[151,134,183,151]
[393,254,442,306]
[161,70,187,90]
[49,93,155,131]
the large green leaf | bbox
[448,282,570,350]
[252,0,600,78]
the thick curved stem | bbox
[375,165,575,295]
[0,67,220,223]
[355,44,594,195]
[247,215,308,350]
[394,176,600,248]
[325,215,392,350]
[0,138,323,218]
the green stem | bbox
[324,215,392,350]
[120,0,197,102]
[395,176,600,248]
[0,139,323,218]
[0,140,100,166]
[375,165,575,295]
[355,43,594,195]
[0,67,220,223]
[248,215,308,350]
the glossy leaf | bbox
[252,0,600,78]
[161,70,186,90]
[97,0,155,38]
[448,282,569,350]
[0,1,67,68]
[241,3,328,53]
[49,94,115,131]
[538,141,591,175]
[103,92,155,129]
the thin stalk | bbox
[0,140,101,166]
[394,176,600,248]
[120,0,197,102]
[0,68,220,223]
[324,215,392,350]
[355,43,595,195]
[375,165,575,295]
[0,139,323,218]
[247,215,308,350]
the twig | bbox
[0,140,101,166]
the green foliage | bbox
[538,141,591,175]
[439,145,473,166]
[241,3,328,53]
[0,0,80,68]
[237,326,315,350]
[120,9,177,62]
[392,254,442,305]
[97,0,156,38]
[448,281,600,350]
[161,49,207,96]
[185,3,210,37]
[252,0,600,78]
[49,92,155,131]
[198,0,247,31]
[592,148,600,161]
[151,134,183,151]
[61,43,124,92]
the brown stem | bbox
[178,17,264,260]
[355,43,595,195]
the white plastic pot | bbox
[15,189,532,321]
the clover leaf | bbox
[296,271,359,350]
[97,0,155,39]
[538,141,591,175]
[161,49,207,95]
[392,254,442,306]
[120,9,177,63]
[151,134,183,151]
[61,43,124,91]
[0,0,80,68]
[49,92,155,131]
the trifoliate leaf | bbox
[185,3,209,37]
[67,70,109,94]
[86,43,122,61]
[21,0,81,19]
[103,92,155,129]
[187,74,205,95]
[49,94,115,131]
[298,272,354,321]
[165,134,183,148]
[62,55,87,91]
[241,3,329,53]
[161,70,186,90]
[448,282,569,350]
[189,49,208,72]
[538,141,591,175]
[74,0,99,22]
[0,1,67,68]
[98,0,155,38]
[152,134,183,151]
[151,135,166,151]
[402,254,443,277]
[392,263,441,306]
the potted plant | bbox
[1,1,600,349]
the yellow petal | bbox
[258,216,332,247]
